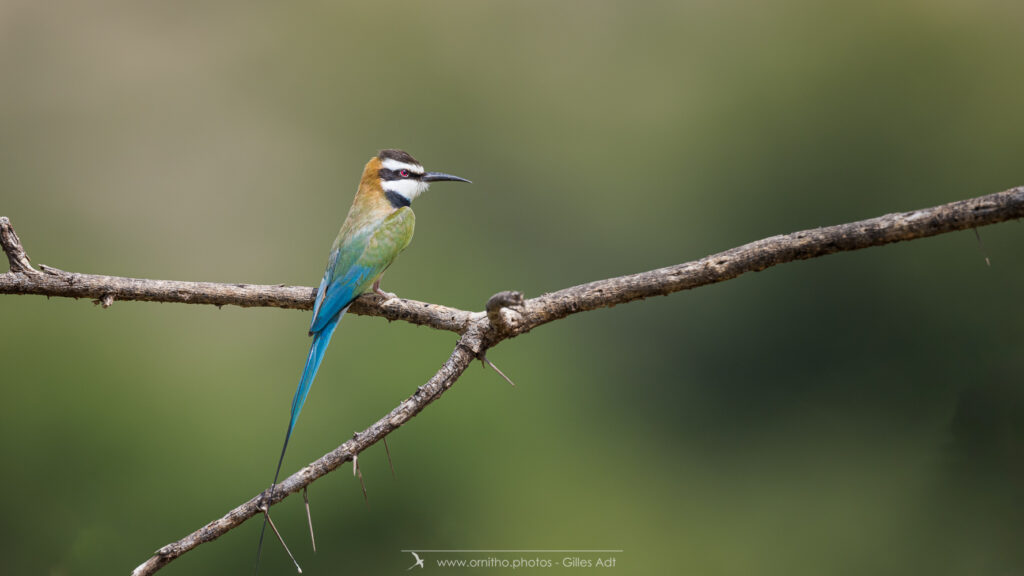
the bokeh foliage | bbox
[1,1,1023,574]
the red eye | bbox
[399,169,410,178]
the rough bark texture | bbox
[128,328,483,576]
[1,185,1022,576]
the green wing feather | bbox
[310,207,415,334]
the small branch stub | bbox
[0,216,39,275]
[486,290,525,334]
[94,293,115,308]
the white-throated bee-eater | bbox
[256,149,470,571]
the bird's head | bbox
[373,149,471,208]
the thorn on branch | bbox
[302,487,316,553]
[261,507,303,573]
[479,353,516,387]
[972,227,992,267]
[353,454,369,508]
[383,437,396,479]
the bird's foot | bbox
[374,287,398,301]
[372,280,398,301]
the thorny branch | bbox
[1,186,1022,575]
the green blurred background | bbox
[2,1,1023,574]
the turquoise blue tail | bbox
[272,309,343,488]
[255,309,344,572]
[288,312,343,441]
[276,307,344,481]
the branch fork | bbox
[2,186,1023,576]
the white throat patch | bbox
[382,178,430,201]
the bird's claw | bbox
[371,278,398,301]
[374,287,398,301]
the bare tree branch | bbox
[0,216,476,332]
[505,187,1024,337]
[2,186,1022,576]
[4,188,1021,334]
[129,328,483,576]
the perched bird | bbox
[256,149,470,570]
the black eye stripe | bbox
[379,168,422,181]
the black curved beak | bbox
[422,171,472,184]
